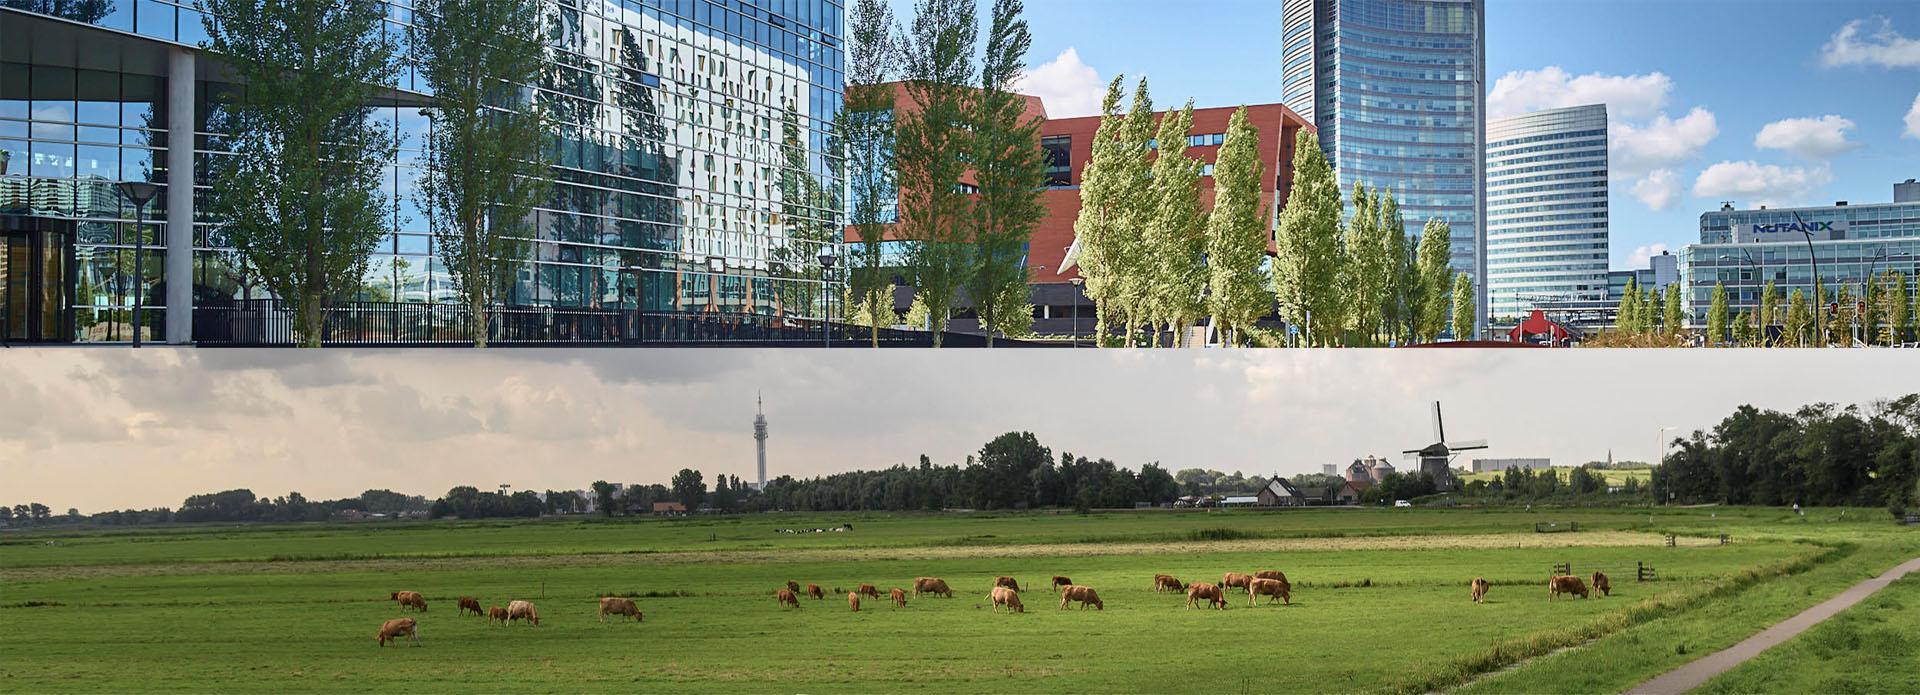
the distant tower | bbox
[754,392,768,490]
[1322,463,1337,476]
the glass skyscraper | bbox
[1,0,845,343]
[1484,104,1609,325]
[1281,0,1487,334]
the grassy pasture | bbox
[0,507,1904,693]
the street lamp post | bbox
[1656,425,1678,505]
[1788,210,1824,344]
[1068,277,1084,348]
[117,181,162,348]
[817,252,836,348]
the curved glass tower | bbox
[1282,0,1486,334]
[1485,104,1610,324]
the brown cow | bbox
[1254,570,1289,584]
[912,577,953,598]
[599,597,642,622]
[1051,576,1072,592]
[890,587,908,608]
[786,580,801,594]
[990,586,1025,613]
[1248,577,1291,606]
[857,584,882,599]
[390,591,427,612]
[1548,575,1589,600]
[848,592,862,612]
[1153,574,1186,593]
[1186,582,1227,610]
[775,588,800,608]
[376,617,419,647]
[1470,578,1490,604]
[806,583,825,600]
[457,596,482,616]
[1059,585,1103,610]
[487,606,509,624]
[993,576,1021,592]
[507,599,540,626]
[1591,571,1611,597]
[1222,572,1254,594]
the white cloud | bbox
[1754,115,1860,158]
[1692,161,1834,208]
[1011,48,1104,118]
[1628,243,1670,268]
[1487,66,1671,119]
[1611,107,1719,178]
[1821,17,1920,69]
[1630,169,1681,211]
[1906,93,1920,139]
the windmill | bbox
[1402,401,1488,491]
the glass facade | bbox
[1484,104,1608,325]
[1682,194,1920,324]
[1,0,846,342]
[1281,0,1486,329]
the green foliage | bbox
[1650,394,1920,508]
[671,469,707,508]
[1345,184,1395,345]
[1785,288,1811,346]
[1413,219,1453,341]
[1887,271,1913,346]
[965,0,1045,347]
[1144,102,1206,345]
[844,0,898,347]
[1451,272,1474,342]
[1071,77,1130,345]
[1273,129,1341,345]
[200,0,400,347]
[1380,189,1411,344]
[895,0,978,346]
[1706,282,1729,346]
[1663,282,1684,336]
[1205,107,1273,346]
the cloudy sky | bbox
[4,349,1917,512]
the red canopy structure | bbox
[1506,310,1575,347]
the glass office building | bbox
[1,0,845,343]
[1680,182,1920,325]
[1282,0,1487,333]
[1484,104,1609,325]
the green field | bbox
[1,507,1914,693]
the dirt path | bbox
[1624,556,1920,695]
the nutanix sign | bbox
[1737,219,1848,243]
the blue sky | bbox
[885,0,1920,270]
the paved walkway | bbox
[1625,556,1920,695]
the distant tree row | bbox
[1653,394,1920,511]
[0,489,429,527]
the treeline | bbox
[1442,466,1651,505]
[1693,274,1919,348]
[0,489,430,527]
[1655,394,1920,510]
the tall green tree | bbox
[412,0,551,347]
[1071,78,1130,346]
[1379,189,1410,344]
[1615,278,1640,335]
[1206,106,1272,346]
[1144,102,1206,346]
[1785,288,1811,346]
[1413,219,1453,342]
[1110,79,1157,346]
[1706,281,1729,346]
[1862,274,1883,347]
[1733,307,1755,346]
[965,0,1046,347]
[1274,130,1341,345]
[1759,279,1780,346]
[844,0,899,346]
[1885,271,1911,346]
[1346,184,1393,345]
[895,0,978,346]
[1450,272,1474,342]
[670,469,706,508]
[1663,283,1684,336]
[201,0,399,347]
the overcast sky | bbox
[4,349,1917,512]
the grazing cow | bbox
[376,617,419,647]
[1051,576,1072,592]
[890,587,908,608]
[857,584,882,599]
[1153,574,1186,593]
[848,592,862,612]
[487,606,509,625]
[1222,572,1254,594]
[806,584,825,600]
[1590,571,1611,597]
[912,577,954,598]
[993,576,1021,592]
[1186,582,1228,610]
[390,591,427,612]
[1548,575,1589,600]
[990,586,1025,613]
[1059,585,1103,611]
[786,580,801,594]
[1248,577,1291,606]
[1470,578,1490,604]
[775,588,800,609]
[457,596,482,616]
[507,599,540,626]
[599,597,642,623]
[1254,570,1289,584]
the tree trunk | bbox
[470,282,488,348]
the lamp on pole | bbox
[117,181,162,348]
[1787,210,1824,344]
[1068,277,1084,348]
[1656,425,1678,505]
[817,251,836,348]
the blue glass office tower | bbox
[1,0,845,343]
[1281,0,1487,335]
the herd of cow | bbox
[373,568,1616,646]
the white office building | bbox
[1484,104,1610,325]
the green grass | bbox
[0,506,1909,693]
[1696,574,1920,694]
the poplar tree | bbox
[1785,288,1811,346]
[1144,102,1206,346]
[201,0,399,347]
[1204,106,1271,346]
[1706,282,1729,346]
[1663,283,1684,336]
[1886,271,1911,346]
[1616,278,1640,335]
[845,0,899,346]
[965,0,1046,347]
[1862,274,1883,347]
[1450,272,1474,342]
[1072,78,1128,346]
[895,0,978,346]
[1732,308,1755,346]
[1413,219,1452,342]
[413,0,552,347]
[1379,189,1409,344]
[1347,184,1392,345]
[1274,130,1340,345]
[1759,279,1780,346]
[1111,79,1157,346]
